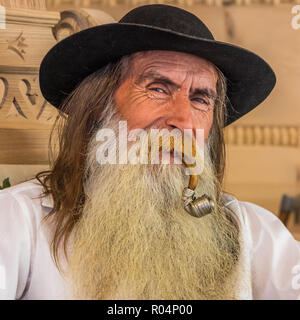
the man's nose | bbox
[165,91,193,132]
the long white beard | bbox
[67,114,241,300]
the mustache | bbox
[94,118,206,166]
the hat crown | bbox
[119,4,214,40]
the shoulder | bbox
[223,193,300,299]
[235,199,291,245]
[0,178,44,200]
[0,178,50,224]
[238,200,278,223]
[222,193,299,254]
[0,179,50,299]
[222,192,284,233]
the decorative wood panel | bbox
[224,125,300,147]
[0,7,61,130]
[0,5,115,165]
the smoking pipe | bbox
[155,137,215,218]
[181,159,214,218]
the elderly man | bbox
[0,4,299,300]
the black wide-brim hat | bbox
[39,4,276,126]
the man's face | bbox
[114,50,218,141]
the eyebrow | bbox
[136,70,218,101]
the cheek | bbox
[114,81,132,118]
[193,109,214,141]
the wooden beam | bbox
[0,128,51,164]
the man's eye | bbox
[192,97,208,105]
[149,87,166,94]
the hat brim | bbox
[39,23,276,126]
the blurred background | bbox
[0,0,300,239]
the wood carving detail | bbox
[0,74,57,123]
[0,7,113,130]
[7,31,28,61]
[52,8,115,41]
[224,125,300,147]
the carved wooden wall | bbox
[0,3,59,166]
[0,2,115,166]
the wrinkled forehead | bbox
[124,50,218,84]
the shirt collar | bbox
[41,193,54,209]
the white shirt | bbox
[0,179,299,300]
